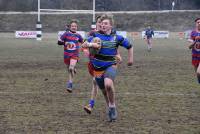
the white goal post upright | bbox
[91,0,96,29]
[36,0,42,40]
[36,0,96,41]
[37,0,40,22]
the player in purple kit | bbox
[58,19,83,92]
[145,26,154,51]
[83,15,102,113]
[188,18,200,84]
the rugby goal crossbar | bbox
[36,0,96,41]
[40,9,93,13]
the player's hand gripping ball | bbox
[89,37,102,55]
[115,54,122,64]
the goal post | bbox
[36,0,41,40]
[36,0,96,41]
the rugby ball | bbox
[89,37,101,55]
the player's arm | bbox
[80,39,90,57]
[81,37,101,49]
[57,33,65,45]
[115,49,122,64]
[82,42,101,49]
[117,35,133,66]
[188,32,196,49]
[127,46,133,66]
[144,31,147,39]
[188,39,196,49]
[57,40,64,45]
[188,31,196,49]
[152,30,154,37]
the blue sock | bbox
[89,99,95,108]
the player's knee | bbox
[104,81,112,91]
[93,78,97,85]
[105,78,113,88]
[105,85,112,92]
[69,65,75,73]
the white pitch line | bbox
[0,92,198,97]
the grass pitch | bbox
[0,35,200,134]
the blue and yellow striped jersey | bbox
[88,31,132,70]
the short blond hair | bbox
[100,14,114,26]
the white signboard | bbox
[58,31,86,40]
[184,30,192,39]
[142,31,169,38]
[15,31,37,38]
[116,31,127,38]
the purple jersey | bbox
[60,31,83,58]
[190,30,200,66]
